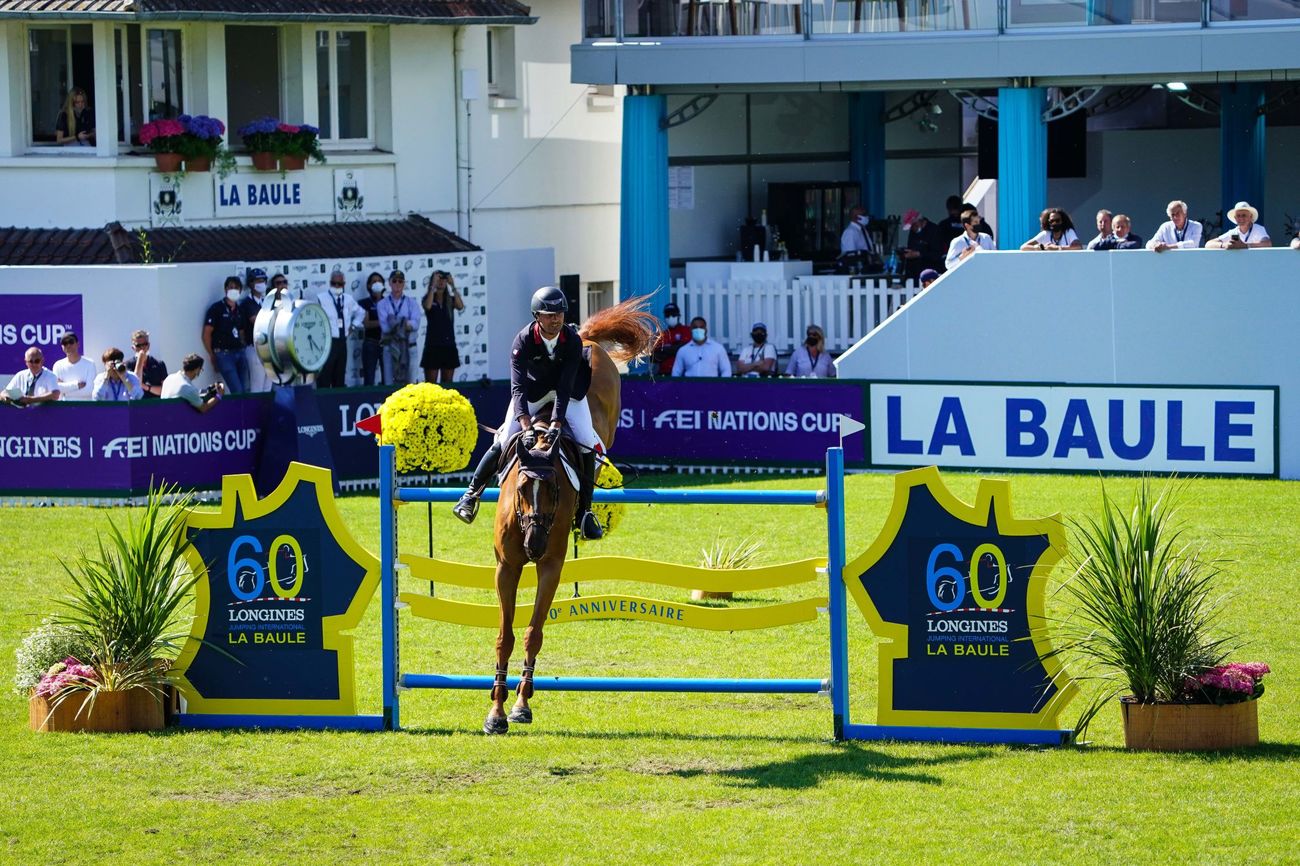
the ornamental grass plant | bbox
[1036,479,1240,740]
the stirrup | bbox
[453,491,480,524]
[579,510,604,540]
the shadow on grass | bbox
[668,742,996,788]
[397,725,832,745]
[1066,741,1300,761]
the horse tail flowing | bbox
[579,294,660,364]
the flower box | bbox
[29,688,165,733]
[1120,698,1259,751]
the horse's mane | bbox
[579,294,660,364]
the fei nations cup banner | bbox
[0,294,83,373]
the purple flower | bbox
[298,124,320,137]
[183,114,226,140]
[238,116,282,138]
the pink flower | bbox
[34,657,99,698]
[1230,662,1271,679]
[277,123,301,134]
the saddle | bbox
[498,425,583,492]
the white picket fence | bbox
[670,275,922,355]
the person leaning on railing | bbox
[160,353,224,414]
[91,348,144,402]
[1145,200,1203,251]
[1205,201,1272,249]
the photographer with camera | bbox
[160,353,224,413]
[92,347,144,402]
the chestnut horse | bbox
[485,296,658,733]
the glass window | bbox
[226,25,282,139]
[316,30,369,140]
[29,25,94,146]
[115,24,144,145]
[146,29,183,120]
[486,28,515,98]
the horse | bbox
[484,295,659,734]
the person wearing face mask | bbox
[202,275,249,394]
[838,205,881,274]
[735,322,777,378]
[358,272,386,386]
[161,353,224,413]
[785,326,836,378]
[671,316,732,378]
[316,271,366,388]
[651,302,691,376]
[453,286,605,540]
[240,268,272,392]
[945,209,996,269]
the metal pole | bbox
[825,446,849,740]
[380,444,400,731]
[402,674,827,694]
[427,471,435,596]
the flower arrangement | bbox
[577,459,625,543]
[278,122,326,164]
[34,657,99,699]
[1184,662,1270,705]
[174,114,225,158]
[237,116,282,153]
[237,117,326,163]
[378,383,478,474]
[139,118,186,153]
[13,619,91,696]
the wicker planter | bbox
[153,152,183,173]
[1121,698,1259,751]
[185,154,212,172]
[29,688,166,733]
[250,151,278,171]
[279,154,306,171]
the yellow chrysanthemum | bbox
[377,383,478,474]
[578,459,625,543]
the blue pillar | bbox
[620,93,670,311]
[849,92,885,219]
[996,87,1047,249]
[1220,83,1265,223]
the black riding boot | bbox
[453,441,503,524]
[577,451,603,540]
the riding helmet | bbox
[530,285,568,315]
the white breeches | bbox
[496,391,601,452]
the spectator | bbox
[317,271,365,388]
[358,272,386,386]
[239,269,270,392]
[1146,200,1204,252]
[1021,208,1082,251]
[945,209,995,269]
[1206,201,1271,249]
[203,275,249,394]
[1085,209,1113,250]
[786,325,835,378]
[962,202,995,242]
[265,272,299,307]
[91,347,143,401]
[901,211,944,278]
[671,317,731,378]
[130,329,168,398]
[838,205,879,273]
[919,268,940,289]
[1290,236,1300,250]
[52,331,95,400]
[1092,214,1143,251]
[377,269,420,385]
[651,302,691,376]
[735,322,777,378]
[161,353,224,413]
[1,347,60,406]
[421,270,464,384]
[55,87,94,147]
[935,195,966,247]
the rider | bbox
[453,286,604,540]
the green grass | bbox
[2,471,1298,865]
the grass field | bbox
[2,470,1297,865]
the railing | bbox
[671,275,921,355]
[586,0,1296,37]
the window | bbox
[114,25,143,145]
[145,29,183,121]
[28,24,94,145]
[316,30,370,141]
[226,25,282,140]
[486,28,515,99]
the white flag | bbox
[838,414,866,439]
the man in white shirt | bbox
[945,209,996,269]
[52,331,96,400]
[1146,200,1204,252]
[316,272,366,387]
[1,347,61,406]
[161,353,223,413]
[1205,201,1271,249]
[91,347,144,401]
[735,322,777,378]
[671,317,731,378]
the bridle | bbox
[515,435,561,561]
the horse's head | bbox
[511,428,570,562]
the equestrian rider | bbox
[453,286,604,540]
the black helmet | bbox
[530,285,568,315]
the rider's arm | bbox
[509,327,531,425]
[551,329,581,424]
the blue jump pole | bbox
[403,674,827,694]
[824,447,849,740]
[397,487,825,506]
[380,444,399,731]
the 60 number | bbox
[227,534,305,601]
[925,542,1008,611]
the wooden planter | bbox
[279,154,306,171]
[250,151,278,171]
[1121,698,1259,751]
[185,155,212,172]
[153,152,183,173]
[29,688,166,733]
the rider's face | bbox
[536,311,564,338]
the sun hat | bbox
[1229,201,1259,222]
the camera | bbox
[111,360,128,373]
[200,384,220,401]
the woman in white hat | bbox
[1206,202,1271,249]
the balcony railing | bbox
[584,0,1300,37]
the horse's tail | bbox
[579,294,660,364]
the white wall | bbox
[836,248,1300,479]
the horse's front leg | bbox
[486,559,524,734]
[509,555,564,724]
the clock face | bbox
[288,303,333,373]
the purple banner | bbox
[0,294,83,373]
[0,398,264,495]
[616,379,869,466]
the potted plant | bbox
[238,116,282,170]
[139,118,186,173]
[26,485,200,733]
[691,534,762,601]
[1036,480,1269,751]
[276,122,325,171]
[176,114,235,177]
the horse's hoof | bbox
[483,714,509,735]
[507,705,533,724]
